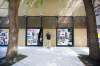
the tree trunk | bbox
[6,0,20,62]
[83,0,100,60]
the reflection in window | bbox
[0,17,9,28]
[94,0,100,47]
[58,16,72,28]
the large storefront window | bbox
[0,17,9,46]
[0,29,9,46]
[26,16,42,46]
[57,28,73,46]
[57,16,73,46]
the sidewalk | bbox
[11,47,89,66]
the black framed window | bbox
[0,16,26,46]
[0,17,9,46]
[57,16,73,47]
[26,16,43,46]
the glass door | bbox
[57,28,73,46]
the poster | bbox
[27,29,40,45]
[0,29,9,45]
[57,29,72,46]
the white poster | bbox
[27,29,40,45]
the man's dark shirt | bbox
[46,33,51,40]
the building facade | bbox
[0,0,100,47]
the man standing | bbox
[46,32,51,48]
